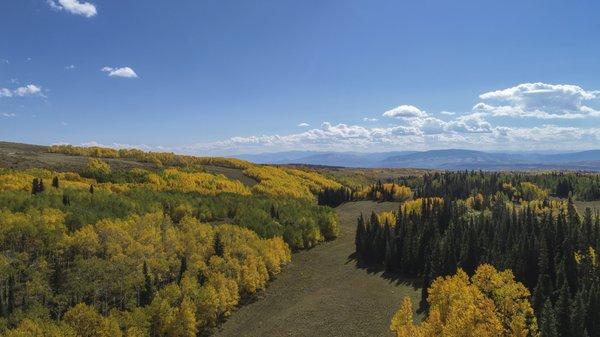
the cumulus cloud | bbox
[0,84,43,98]
[363,117,379,122]
[47,0,97,18]
[101,66,138,78]
[298,122,310,127]
[383,105,428,119]
[0,88,12,98]
[445,113,493,133]
[440,111,456,116]
[475,82,600,119]
[65,64,76,70]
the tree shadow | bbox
[345,251,423,290]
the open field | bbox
[212,201,421,337]
[575,200,600,214]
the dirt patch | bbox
[212,201,421,337]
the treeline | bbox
[49,145,344,201]
[357,191,600,336]
[395,171,600,201]
[317,181,412,207]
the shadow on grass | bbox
[345,251,427,313]
[346,252,422,288]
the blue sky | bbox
[2,0,600,154]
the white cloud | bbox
[0,88,12,98]
[15,84,42,96]
[476,82,600,119]
[101,66,138,78]
[298,122,310,127]
[383,105,428,119]
[440,111,456,116]
[47,0,97,18]
[363,117,379,122]
[0,84,43,98]
[2,113,16,117]
[445,113,493,133]
[65,64,76,70]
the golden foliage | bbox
[245,166,341,200]
[391,265,538,337]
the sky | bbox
[2,0,600,155]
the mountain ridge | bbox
[234,149,600,170]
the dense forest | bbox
[355,171,600,336]
[0,145,342,336]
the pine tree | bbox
[140,261,154,306]
[38,179,45,193]
[31,178,39,195]
[570,291,589,337]
[556,284,571,337]
[52,176,59,188]
[89,184,94,194]
[62,194,70,206]
[177,256,187,284]
[539,300,558,337]
[214,233,224,257]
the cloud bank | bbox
[186,82,600,154]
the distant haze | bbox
[234,149,600,171]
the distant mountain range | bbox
[234,149,600,170]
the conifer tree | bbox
[214,233,224,257]
[555,284,571,337]
[52,176,59,188]
[177,256,187,285]
[539,300,558,337]
[570,291,589,337]
[140,261,154,306]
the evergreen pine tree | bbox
[540,300,558,337]
[89,184,94,194]
[31,178,37,194]
[556,284,571,337]
[214,233,224,257]
[177,256,187,284]
[570,291,589,337]
[52,176,59,188]
[140,261,154,306]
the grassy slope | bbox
[0,141,258,187]
[213,201,421,337]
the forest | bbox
[5,144,600,336]
[0,145,342,336]
[355,171,600,337]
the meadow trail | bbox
[212,201,421,337]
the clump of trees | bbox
[357,181,412,202]
[391,265,538,337]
